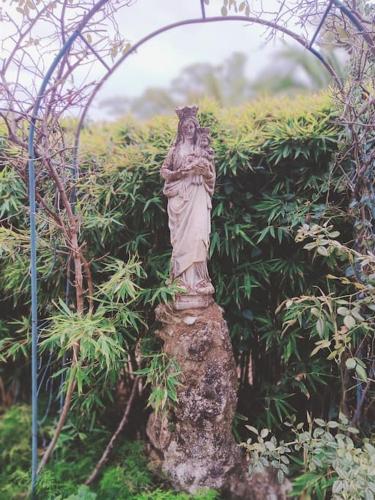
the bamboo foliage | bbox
[1,90,375,498]
[0,92,356,429]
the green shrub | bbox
[75,94,344,429]
[0,405,31,471]
[1,93,348,430]
[4,94,370,498]
[0,405,31,498]
[243,416,375,499]
[98,441,152,499]
[135,489,218,499]
[62,485,97,500]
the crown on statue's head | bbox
[176,105,198,120]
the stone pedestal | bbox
[147,302,288,499]
[174,293,214,311]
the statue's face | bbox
[201,135,209,148]
[182,119,196,140]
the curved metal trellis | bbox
[27,0,374,495]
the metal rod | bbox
[333,0,375,55]
[200,0,206,19]
[28,95,38,500]
[78,32,111,71]
[29,32,79,493]
[27,2,110,494]
[309,0,333,49]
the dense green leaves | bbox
[71,95,349,429]
[243,415,375,499]
[1,92,374,499]
[1,94,346,428]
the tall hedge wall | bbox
[79,94,347,427]
[0,93,349,429]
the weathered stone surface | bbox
[147,302,289,499]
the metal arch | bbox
[200,0,206,19]
[309,0,334,49]
[27,0,374,495]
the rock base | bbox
[147,302,288,499]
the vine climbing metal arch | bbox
[27,0,374,493]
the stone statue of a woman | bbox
[160,105,215,309]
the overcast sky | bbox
[2,0,319,120]
[88,0,286,118]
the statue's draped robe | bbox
[161,144,215,291]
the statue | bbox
[149,106,289,498]
[160,105,215,309]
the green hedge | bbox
[4,92,368,498]
[75,93,347,427]
[0,93,350,429]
